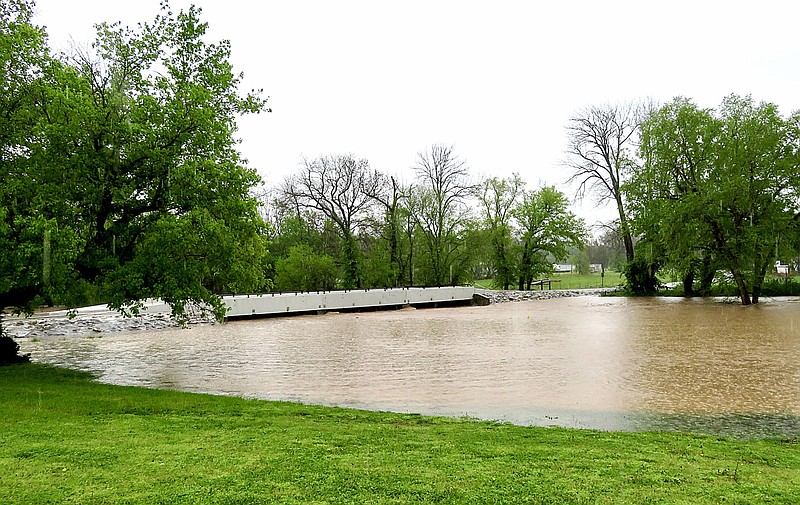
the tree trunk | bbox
[699,254,715,296]
[682,267,695,296]
[752,250,773,305]
[518,244,531,291]
[730,269,752,305]
[493,235,511,290]
[389,222,400,287]
[616,196,635,263]
[342,235,361,289]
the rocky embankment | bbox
[3,305,215,339]
[476,287,617,304]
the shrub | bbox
[0,335,30,366]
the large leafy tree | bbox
[1,0,50,311]
[476,174,524,289]
[631,95,800,305]
[513,186,586,290]
[0,0,51,360]
[2,1,270,324]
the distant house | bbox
[553,263,604,274]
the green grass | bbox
[2,364,799,504]
[475,271,623,290]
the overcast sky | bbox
[33,0,800,225]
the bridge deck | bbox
[224,286,476,319]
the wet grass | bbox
[2,363,799,504]
[475,272,623,290]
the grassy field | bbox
[474,271,623,290]
[2,364,799,504]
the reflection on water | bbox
[19,296,800,437]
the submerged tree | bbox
[631,95,800,305]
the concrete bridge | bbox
[224,286,477,319]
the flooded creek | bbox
[18,296,800,437]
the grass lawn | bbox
[475,271,624,290]
[2,364,799,504]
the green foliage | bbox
[360,238,395,288]
[0,0,57,314]
[514,186,587,290]
[761,277,800,296]
[476,175,524,289]
[0,334,30,365]
[661,276,800,298]
[623,253,661,294]
[571,248,591,275]
[274,244,337,292]
[1,1,269,319]
[631,95,800,304]
[475,178,587,291]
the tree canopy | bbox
[0,0,270,323]
[629,95,800,304]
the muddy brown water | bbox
[18,296,800,437]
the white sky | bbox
[33,0,800,226]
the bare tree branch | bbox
[412,144,475,285]
[564,102,644,261]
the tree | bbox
[571,248,591,275]
[0,0,61,360]
[585,227,627,273]
[364,173,409,286]
[411,144,475,285]
[274,244,337,292]
[2,1,270,324]
[631,95,800,305]
[282,154,380,289]
[513,187,586,290]
[1,0,48,306]
[565,102,653,290]
[476,174,524,289]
